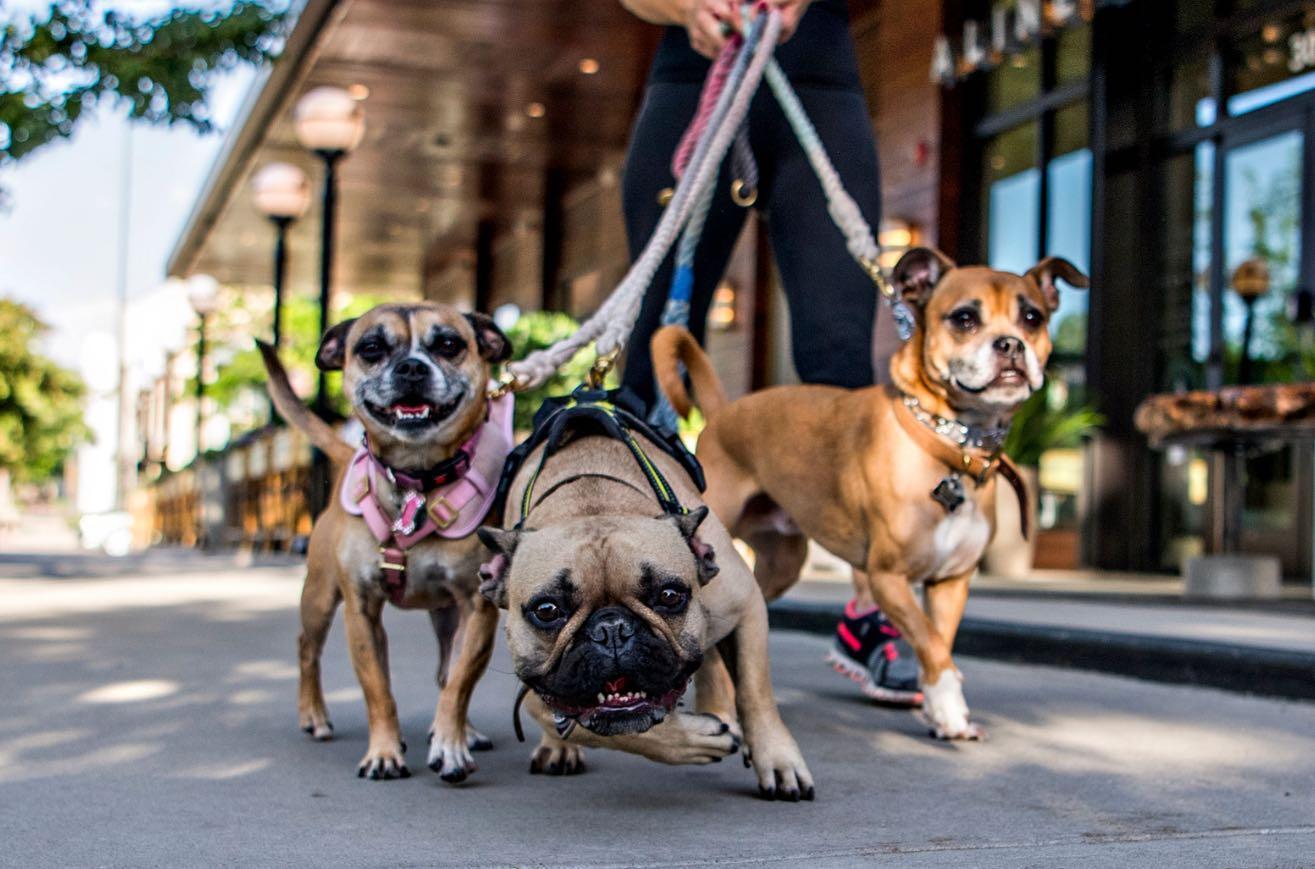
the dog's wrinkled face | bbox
[892,248,1088,416]
[478,509,717,737]
[315,304,510,461]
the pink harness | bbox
[341,393,515,604]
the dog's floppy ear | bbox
[476,527,523,608]
[315,318,358,372]
[668,506,719,586]
[465,312,513,363]
[892,247,956,308]
[1025,256,1089,313]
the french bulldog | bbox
[651,248,1087,740]
[259,302,511,782]
[479,422,815,800]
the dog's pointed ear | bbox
[476,527,523,608]
[315,318,358,372]
[1025,256,1089,313]
[465,312,513,363]
[892,247,956,309]
[668,506,719,586]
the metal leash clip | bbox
[587,348,620,390]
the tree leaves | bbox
[0,299,91,482]
[1,1,286,163]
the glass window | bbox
[1192,141,1215,366]
[988,47,1042,114]
[1047,103,1091,356]
[1222,129,1303,378]
[1227,8,1315,115]
[985,122,1041,274]
[1056,24,1091,86]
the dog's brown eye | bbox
[431,334,465,359]
[356,340,387,364]
[527,598,567,628]
[1020,307,1044,331]
[655,586,688,613]
[948,308,980,332]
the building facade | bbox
[167,0,1315,588]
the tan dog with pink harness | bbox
[259,301,513,783]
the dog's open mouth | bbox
[365,392,464,430]
[537,675,688,737]
[956,366,1027,394]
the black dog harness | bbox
[494,385,705,529]
[494,386,705,743]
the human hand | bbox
[765,0,812,42]
[683,0,737,58]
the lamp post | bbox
[1232,258,1270,386]
[293,86,365,515]
[251,162,311,421]
[187,275,220,458]
[293,86,365,417]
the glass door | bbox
[1210,114,1313,578]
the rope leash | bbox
[497,4,901,398]
[499,7,782,394]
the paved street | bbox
[2,555,1313,868]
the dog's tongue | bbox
[393,403,429,414]
[604,677,628,693]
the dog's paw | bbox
[745,726,814,802]
[299,708,333,741]
[356,741,409,781]
[529,737,586,776]
[427,729,478,783]
[919,669,983,741]
[645,711,740,765]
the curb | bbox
[768,599,1315,703]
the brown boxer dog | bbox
[478,422,815,800]
[259,302,510,782]
[652,248,1087,740]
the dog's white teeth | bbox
[597,693,606,704]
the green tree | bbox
[0,299,91,482]
[1,0,285,167]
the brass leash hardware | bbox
[859,256,896,300]
[730,178,757,207]
[488,369,520,400]
[657,187,674,206]
[587,348,620,389]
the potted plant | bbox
[983,381,1104,577]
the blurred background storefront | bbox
[154,0,1315,590]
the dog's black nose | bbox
[586,607,637,654]
[992,336,1023,357]
[393,357,430,385]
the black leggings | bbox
[620,81,882,410]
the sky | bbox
[0,1,264,512]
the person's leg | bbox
[759,86,881,389]
[755,86,919,703]
[621,83,750,411]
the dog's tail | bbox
[256,340,354,466]
[651,326,728,419]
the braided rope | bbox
[502,9,781,391]
[671,36,740,181]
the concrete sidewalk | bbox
[1,558,1313,867]
[775,577,1315,701]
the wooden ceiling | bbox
[172,0,657,303]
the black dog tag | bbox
[931,473,966,513]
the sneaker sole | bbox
[826,648,924,706]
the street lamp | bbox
[187,275,220,457]
[293,85,365,418]
[251,162,311,352]
[1232,258,1269,385]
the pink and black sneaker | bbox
[826,600,923,705]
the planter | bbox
[982,464,1040,578]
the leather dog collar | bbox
[892,389,1031,540]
